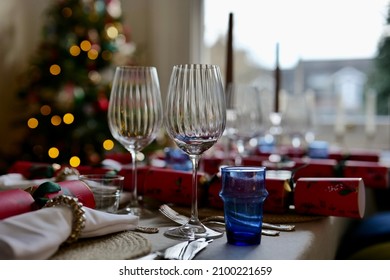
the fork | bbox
[159,204,295,236]
[159,204,296,231]
[159,204,225,232]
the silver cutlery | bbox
[159,204,289,236]
[159,205,225,232]
[159,204,280,236]
[199,212,295,232]
[138,238,212,260]
[263,222,295,232]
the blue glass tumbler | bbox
[220,166,268,246]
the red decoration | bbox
[294,178,365,218]
[0,189,35,220]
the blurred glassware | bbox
[307,140,329,159]
[266,89,288,148]
[281,89,315,148]
[164,147,192,171]
[225,83,265,164]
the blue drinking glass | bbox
[308,140,329,159]
[220,166,268,246]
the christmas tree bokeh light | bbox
[18,0,135,167]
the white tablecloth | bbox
[137,213,352,260]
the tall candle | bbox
[225,12,233,90]
[274,43,280,112]
[335,93,346,136]
[365,89,377,136]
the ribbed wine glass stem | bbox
[189,154,201,225]
[235,139,245,165]
[130,149,139,209]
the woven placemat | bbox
[50,231,151,260]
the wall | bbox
[121,0,201,100]
[0,0,200,168]
[0,0,52,165]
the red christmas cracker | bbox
[207,175,292,214]
[0,189,36,219]
[263,178,292,213]
[105,152,133,164]
[140,167,208,206]
[207,175,223,209]
[343,161,389,189]
[290,158,337,179]
[328,150,380,162]
[28,180,96,209]
[118,166,150,193]
[200,155,269,175]
[7,161,59,179]
[242,155,269,166]
[200,156,226,175]
[294,177,365,218]
[285,158,389,189]
[76,165,114,175]
[0,179,96,220]
[45,180,96,209]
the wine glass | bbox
[164,64,226,240]
[281,90,315,149]
[108,66,163,216]
[225,83,265,164]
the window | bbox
[202,0,390,150]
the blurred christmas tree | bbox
[18,0,136,167]
[372,4,390,116]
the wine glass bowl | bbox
[108,66,163,216]
[225,83,265,164]
[164,64,226,240]
[281,91,314,148]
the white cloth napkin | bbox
[0,173,49,190]
[0,206,139,260]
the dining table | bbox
[0,186,373,261]
[136,210,352,260]
[1,149,388,261]
[131,170,380,260]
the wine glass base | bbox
[124,206,154,218]
[164,223,224,241]
[116,204,154,218]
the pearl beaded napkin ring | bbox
[44,195,86,244]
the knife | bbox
[138,238,212,260]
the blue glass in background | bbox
[219,166,268,246]
[164,147,192,171]
[257,135,275,153]
[307,140,329,159]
